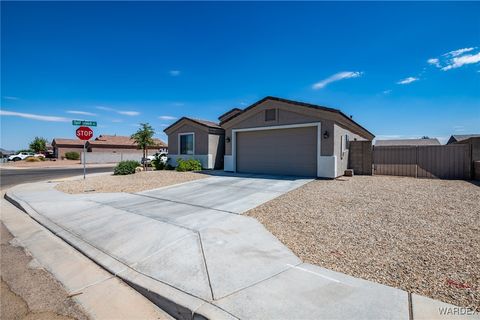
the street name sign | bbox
[72,120,97,126]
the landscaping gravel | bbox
[247,175,480,311]
[56,170,206,194]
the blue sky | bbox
[1,1,479,150]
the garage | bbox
[236,126,318,177]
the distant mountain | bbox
[0,148,15,155]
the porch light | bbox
[323,130,329,139]
[226,137,231,143]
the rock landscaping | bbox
[247,175,480,311]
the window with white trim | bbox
[180,134,194,155]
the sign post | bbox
[76,126,94,179]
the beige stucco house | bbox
[164,97,374,178]
[164,117,225,169]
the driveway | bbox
[6,173,419,319]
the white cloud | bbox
[444,47,475,57]
[383,90,392,94]
[427,58,441,68]
[169,70,181,76]
[158,115,177,120]
[159,124,169,127]
[0,110,69,122]
[312,71,363,90]
[117,110,140,116]
[111,119,123,123]
[397,77,419,85]
[442,52,480,71]
[3,96,19,100]
[67,110,97,116]
[96,106,140,116]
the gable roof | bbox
[163,117,221,133]
[51,138,84,147]
[447,134,480,144]
[218,108,243,122]
[375,138,441,146]
[219,96,374,138]
[88,135,167,147]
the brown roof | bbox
[218,108,243,122]
[88,135,167,147]
[447,134,480,144]
[375,138,441,146]
[52,138,84,147]
[163,117,221,132]
[219,96,374,139]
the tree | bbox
[131,123,155,170]
[29,137,48,153]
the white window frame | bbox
[231,122,322,176]
[178,132,195,155]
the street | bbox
[0,166,114,189]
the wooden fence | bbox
[372,145,471,179]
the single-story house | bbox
[86,135,168,154]
[375,138,441,146]
[51,138,84,159]
[52,135,168,160]
[165,96,374,178]
[446,134,480,145]
[164,117,225,169]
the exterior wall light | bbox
[323,131,329,139]
[226,137,231,143]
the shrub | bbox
[176,158,202,172]
[25,157,41,162]
[65,151,80,160]
[114,160,141,175]
[151,153,167,170]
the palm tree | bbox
[131,123,155,170]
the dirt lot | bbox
[1,223,88,320]
[247,175,480,311]
[56,170,207,194]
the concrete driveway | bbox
[6,173,419,320]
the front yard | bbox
[56,170,207,194]
[247,175,480,310]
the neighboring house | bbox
[164,117,225,169]
[165,96,374,178]
[86,135,167,154]
[52,135,168,161]
[51,138,84,159]
[375,138,441,146]
[446,134,480,145]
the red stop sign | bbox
[76,126,93,141]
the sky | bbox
[1,1,479,150]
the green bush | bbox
[152,154,166,170]
[175,158,202,172]
[114,160,141,175]
[65,151,80,160]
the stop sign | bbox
[76,126,93,141]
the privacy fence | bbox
[348,141,473,180]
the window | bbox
[180,133,194,155]
[265,109,276,121]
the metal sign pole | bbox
[83,141,86,179]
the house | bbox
[375,138,441,146]
[86,135,168,154]
[52,135,168,161]
[164,96,374,178]
[446,134,480,145]
[164,117,225,169]
[51,138,84,159]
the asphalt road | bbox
[0,167,114,189]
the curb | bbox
[4,183,236,320]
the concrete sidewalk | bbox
[5,175,477,320]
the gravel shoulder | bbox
[0,223,88,320]
[246,175,480,311]
[56,170,207,194]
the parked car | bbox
[141,153,167,166]
[8,152,44,161]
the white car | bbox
[143,154,167,165]
[8,152,45,161]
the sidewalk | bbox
[5,177,478,320]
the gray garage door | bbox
[236,126,317,177]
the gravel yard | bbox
[56,170,207,194]
[247,175,480,310]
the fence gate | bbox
[373,145,471,179]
